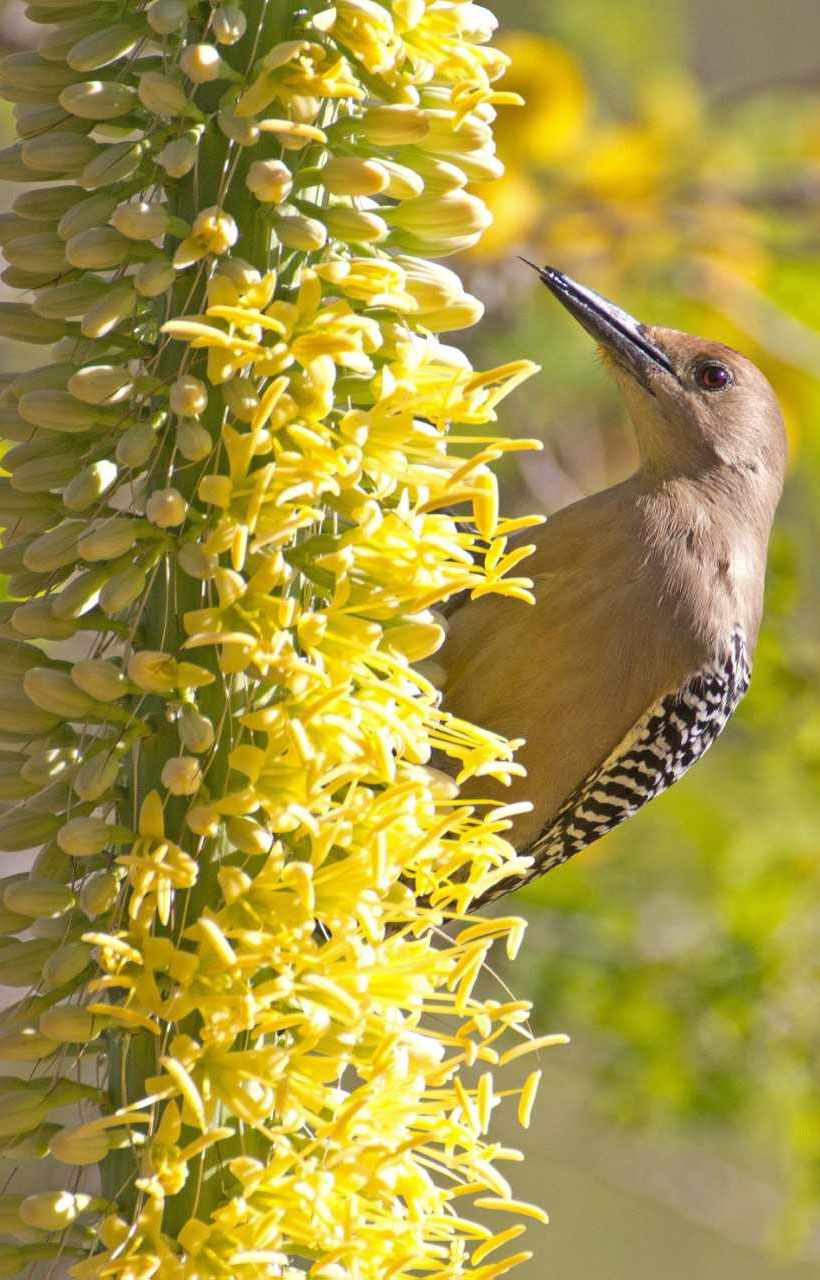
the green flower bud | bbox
[73,747,121,801]
[218,108,260,146]
[158,133,199,178]
[39,1005,111,1043]
[80,281,137,338]
[0,143,34,182]
[63,460,119,512]
[221,376,258,421]
[32,276,108,320]
[116,420,158,468]
[145,487,188,527]
[0,681,61,736]
[67,23,140,73]
[3,879,74,920]
[10,452,80,493]
[176,418,212,461]
[177,540,218,579]
[146,0,189,35]
[23,521,83,573]
[81,138,148,190]
[0,1029,55,1063]
[57,191,119,241]
[161,755,202,795]
[77,517,138,561]
[56,817,130,858]
[138,71,189,117]
[71,659,129,701]
[0,52,81,93]
[246,159,292,203]
[212,4,247,44]
[60,80,138,120]
[227,815,274,856]
[100,563,146,615]
[50,566,110,619]
[13,184,84,221]
[41,940,91,991]
[50,1124,111,1166]
[79,869,119,917]
[322,206,389,244]
[20,1189,93,1232]
[18,389,103,432]
[180,43,237,84]
[0,304,65,345]
[273,214,327,251]
[111,200,172,241]
[11,599,77,641]
[23,666,95,717]
[134,257,176,297]
[361,103,429,145]
[21,131,99,175]
[179,703,215,754]
[0,809,61,853]
[2,231,68,275]
[0,937,59,987]
[66,225,133,270]
[67,363,133,405]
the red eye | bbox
[696,361,732,391]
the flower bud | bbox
[77,518,138,562]
[221,376,258,421]
[273,214,327,252]
[158,133,198,178]
[66,225,132,270]
[379,158,425,199]
[68,364,133,405]
[18,389,99,432]
[20,1189,93,1232]
[57,817,129,858]
[48,1126,109,1167]
[42,940,91,992]
[138,71,188,117]
[39,1006,111,1044]
[128,650,213,694]
[33,276,107,320]
[110,200,170,241]
[227,815,273,857]
[3,878,74,919]
[181,43,234,84]
[134,257,176,298]
[146,0,189,32]
[177,540,218,580]
[170,374,207,416]
[146,487,188,527]
[71,659,129,702]
[23,666,95,717]
[161,755,202,796]
[13,184,82,221]
[213,4,247,43]
[0,303,64,345]
[73,748,121,802]
[246,159,292,203]
[59,80,137,120]
[63,459,118,511]
[22,746,78,787]
[57,190,118,241]
[361,103,429,145]
[323,207,388,244]
[0,811,61,853]
[67,23,140,73]
[193,205,237,255]
[99,564,146,616]
[79,870,119,917]
[176,419,212,461]
[322,156,389,196]
[3,231,68,275]
[11,599,77,641]
[21,131,99,174]
[23,521,82,573]
[81,138,148,190]
[116,420,158,468]
[178,704,215,754]
[0,1028,55,1063]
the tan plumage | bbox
[441,268,786,901]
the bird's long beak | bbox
[520,260,676,382]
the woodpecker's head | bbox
[527,263,787,511]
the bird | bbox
[439,264,786,910]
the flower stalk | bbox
[0,1,564,1275]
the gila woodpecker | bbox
[441,266,786,909]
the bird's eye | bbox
[695,361,733,392]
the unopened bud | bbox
[146,487,188,527]
[0,1028,55,1062]
[322,156,389,196]
[67,23,140,73]
[99,563,146,616]
[23,666,94,717]
[0,812,61,853]
[73,748,121,802]
[246,159,292,203]
[63,459,118,511]
[60,80,137,120]
[138,71,188,117]
[192,205,237,255]
[66,225,131,270]
[362,103,429,145]
[176,418,212,461]
[323,206,388,244]
[219,109,260,146]
[128,650,213,694]
[49,1123,110,1166]
[213,4,247,43]
[57,190,118,241]
[79,870,119,917]
[21,131,98,175]
[81,138,147,190]
[20,1189,93,1232]
[177,540,218,579]
[221,376,258,421]
[116,420,157,468]
[178,704,215,754]
[23,521,82,573]
[3,231,67,275]
[77,517,138,562]
[181,43,234,83]
[57,817,129,858]
[146,0,188,34]
[158,133,198,178]
[111,200,170,241]
[227,815,273,856]
[274,214,327,252]
[170,374,207,416]
[81,278,139,336]
[18,389,98,433]
[42,940,91,992]
[39,1006,111,1044]
[161,755,202,795]
[67,364,133,405]
[134,257,176,298]
[71,659,129,702]
[4,878,74,919]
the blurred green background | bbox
[3,0,820,1275]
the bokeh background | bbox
[3,1,820,1276]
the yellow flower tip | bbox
[161,756,203,797]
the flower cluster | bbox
[0,2,561,1276]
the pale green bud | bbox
[21,131,99,175]
[323,155,389,196]
[221,376,258,421]
[79,869,119,917]
[71,659,129,701]
[39,1005,111,1043]
[77,517,138,561]
[13,184,84,221]
[32,275,108,320]
[218,108,260,146]
[67,363,133,405]
[73,747,121,801]
[99,563,146,615]
[0,937,59,987]
[67,23,140,72]
[111,200,171,241]
[361,103,429,145]
[0,1029,55,1064]
[0,143,33,182]
[81,138,148,190]
[38,16,100,63]
[50,1124,111,1166]
[0,682,61,736]
[10,452,79,492]
[0,51,80,92]
[146,486,188,527]
[176,418,212,461]
[3,879,74,920]
[80,281,137,338]
[146,0,188,35]
[56,817,129,858]
[134,257,176,297]
[0,303,64,345]
[180,43,235,84]
[213,4,247,43]
[177,540,218,579]
[323,206,388,244]
[0,810,61,853]
[23,667,95,718]
[60,80,137,120]
[18,389,101,432]
[158,134,198,178]
[63,460,118,512]
[179,703,215,754]
[23,522,83,573]
[274,214,327,251]
[0,212,38,246]
[15,100,91,136]
[2,231,67,275]
[50,565,107,618]
[41,940,91,992]
[20,1190,93,1232]
[57,191,118,241]
[116,420,158,468]
[66,225,132,270]
[138,70,188,117]
[10,600,76,641]
[246,159,292,203]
